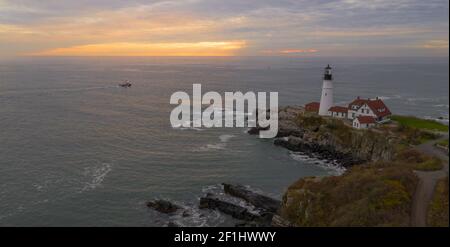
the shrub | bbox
[427,177,449,227]
[280,162,418,227]
[415,157,443,171]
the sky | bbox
[0,0,448,57]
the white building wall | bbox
[348,104,377,120]
[348,109,357,120]
[318,79,333,116]
[329,111,347,118]
[352,118,375,129]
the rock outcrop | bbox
[223,183,280,213]
[198,184,282,226]
[249,106,396,167]
[199,194,261,222]
[147,184,281,227]
[146,199,182,214]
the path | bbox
[410,133,449,227]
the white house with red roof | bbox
[353,116,377,129]
[326,97,392,128]
[347,97,391,121]
[328,106,348,118]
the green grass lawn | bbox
[437,139,449,148]
[391,115,449,132]
[414,157,444,171]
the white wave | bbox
[289,152,346,176]
[376,95,402,100]
[172,120,206,131]
[433,104,449,108]
[178,127,205,131]
[219,134,235,142]
[197,143,227,151]
[171,204,224,227]
[82,163,112,192]
[195,135,235,152]
[33,184,44,192]
[424,116,449,125]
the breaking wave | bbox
[195,135,236,152]
[289,152,346,176]
[81,163,112,192]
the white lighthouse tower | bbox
[318,64,334,116]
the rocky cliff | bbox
[249,106,397,167]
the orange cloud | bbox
[27,41,247,56]
[422,40,449,49]
[280,49,318,54]
[261,49,318,55]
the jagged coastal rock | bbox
[199,184,281,226]
[199,194,261,222]
[249,106,395,167]
[222,183,280,213]
[146,199,182,214]
[147,184,281,227]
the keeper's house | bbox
[306,97,392,129]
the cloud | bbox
[26,41,247,56]
[422,40,449,49]
[0,0,448,56]
[261,49,319,55]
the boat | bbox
[119,80,132,88]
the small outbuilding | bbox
[353,116,376,129]
[328,106,348,118]
[305,102,320,113]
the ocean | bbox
[0,56,448,226]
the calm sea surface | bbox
[0,57,448,226]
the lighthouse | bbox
[318,64,334,116]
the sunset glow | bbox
[28,41,247,57]
[0,0,448,57]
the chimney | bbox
[357,96,360,99]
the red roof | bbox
[367,99,392,118]
[356,116,376,124]
[348,97,367,109]
[328,106,348,113]
[348,97,392,118]
[305,102,320,112]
